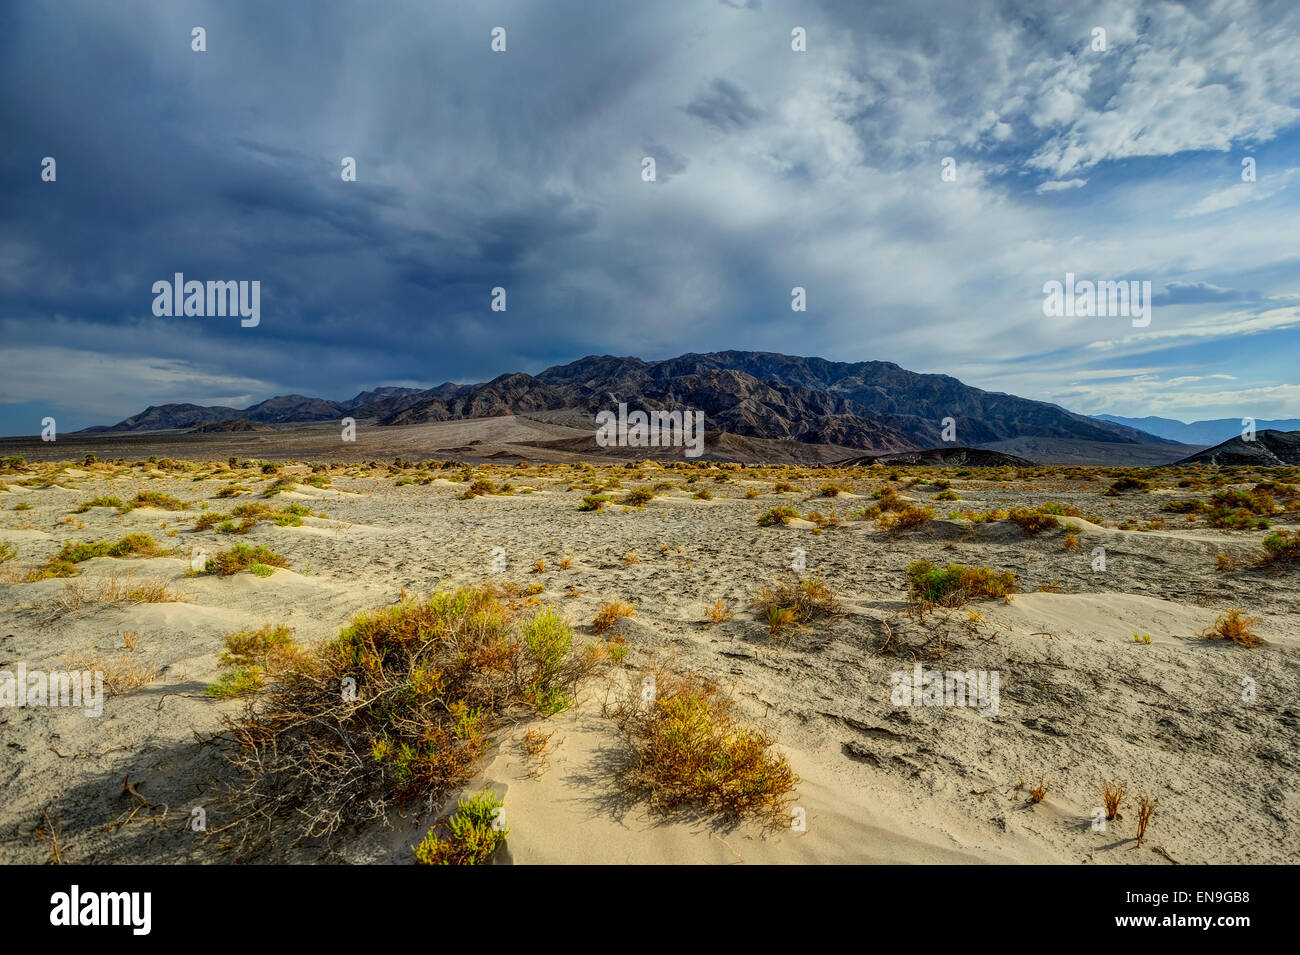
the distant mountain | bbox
[1172,430,1300,466]
[77,388,424,434]
[190,418,273,433]
[80,402,244,433]
[79,351,1179,455]
[379,352,1176,452]
[1095,414,1300,445]
[836,447,1034,467]
[341,386,425,410]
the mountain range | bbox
[1094,414,1300,446]
[1172,430,1300,466]
[79,351,1185,455]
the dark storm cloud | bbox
[683,78,766,132]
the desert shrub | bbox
[216,484,249,498]
[878,504,934,532]
[262,476,297,497]
[131,491,186,510]
[273,504,310,526]
[906,560,1016,607]
[751,578,840,634]
[804,508,842,529]
[73,495,123,513]
[459,477,498,499]
[1206,508,1269,530]
[66,645,157,696]
[1135,795,1157,846]
[622,487,655,506]
[1199,609,1265,647]
[593,600,636,635]
[772,481,795,493]
[1210,488,1274,514]
[1097,781,1126,821]
[578,494,612,512]
[935,489,959,501]
[609,671,797,824]
[206,624,303,698]
[871,487,906,511]
[413,789,507,865]
[219,585,603,858]
[1036,500,1082,517]
[1007,508,1060,535]
[1106,476,1150,495]
[757,505,800,527]
[196,512,231,531]
[28,558,79,580]
[206,544,289,576]
[1261,530,1300,564]
[56,533,159,563]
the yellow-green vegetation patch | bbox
[218,584,608,858]
[56,533,161,564]
[752,578,841,635]
[906,560,1017,607]
[610,671,798,824]
[127,491,187,511]
[413,789,507,865]
[757,505,800,526]
[204,543,290,576]
[72,495,123,513]
[206,624,303,698]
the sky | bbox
[2,0,1299,436]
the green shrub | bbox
[757,505,800,527]
[220,585,604,858]
[1007,508,1060,535]
[131,491,187,510]
[206,544,289,576]
[1261,530,1300,563]
[57,533,159,563]
[413,790,507,865]
[906,560,1017,607]
[1106,476,1150,495]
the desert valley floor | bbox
[1,452,1297,864]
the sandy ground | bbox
[1,458,1296,865]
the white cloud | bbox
[1035,178,1087,193]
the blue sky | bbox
[2,0,1299,435]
